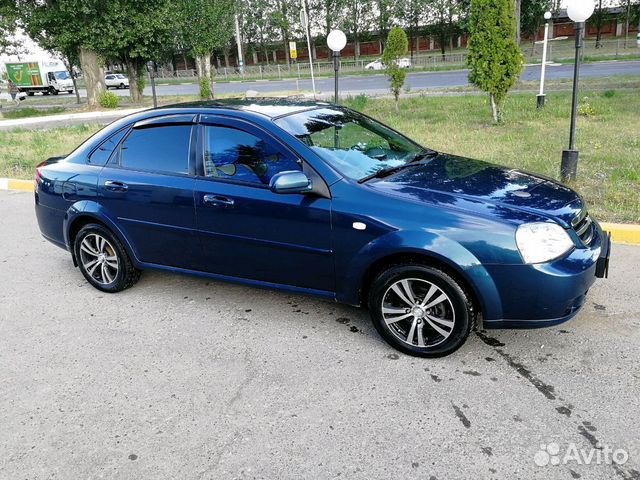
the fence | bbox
[151,52,469,82]
[150,39,638,83]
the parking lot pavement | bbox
[1,189,639,480]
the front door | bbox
[98,115,199,269]
[194,116,334,293]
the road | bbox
[1,189,639,479]
[89,60,640,97]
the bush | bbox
[99,91,119,109]
[199,77,212,100]
[382,27,409,109]
[602,89,616,98]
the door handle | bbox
[203,194,234,207]
[104,180,128,192]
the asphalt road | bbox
[122,60,640,97]
[1,189,639,479]
[70,60,640,98]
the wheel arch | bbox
[64,202,140,268]
[359,251,484,316]
[335,230,504,321]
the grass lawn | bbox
[0,88,638,223]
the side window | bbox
[88,129,128,166]
[119,125,191,175]
[106,75,114,80]
[203,125,301,185]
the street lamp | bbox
[561,0,595,182]
[536,11,553,108]
[327,29,347,103]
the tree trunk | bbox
[125,59,144,103]
[490,94,498,123]
[62,54,81,104]
[196,54,214,100]
[79,48,105,109]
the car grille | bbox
[572,210,594,245]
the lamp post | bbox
[561,0,595,182]
[327,30,347,103]
[537,11,553,108]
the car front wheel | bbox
[74,224,141,293]
[368,264,475,357]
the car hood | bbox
[369,153,583,226]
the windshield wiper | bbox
[357,150,437,184]
[408,149,438,163]
[358,163,421,184]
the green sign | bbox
[5,62,43,87]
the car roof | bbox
[158,97,335,119]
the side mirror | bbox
[269,171,312,194]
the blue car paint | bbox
[34,100,607,329]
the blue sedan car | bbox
[34,100,610,357]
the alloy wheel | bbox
[381,278,456,348]
[79,233,119,285]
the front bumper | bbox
[483,222,610,329]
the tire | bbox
[74,223,141,293]
[368,264,475,358]
[50,87,58,95]
[119,83,125,89]
[67,90,73,94]
[27,91,34,96]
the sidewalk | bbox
[0,107,147,131]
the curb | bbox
[600,223,640,245]
[0,178,33,192]
[1,178,639,245]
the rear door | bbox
[98,114,200,269]
[193,115,334,293]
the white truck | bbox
[4,60,74,95]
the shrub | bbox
[199,77,212,100]
[467,0,524,123]
[98,91,119,109]
[382,27,409,110]
[602,89,616,98]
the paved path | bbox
[1,189,639,479]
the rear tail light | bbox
[35,160,46,188]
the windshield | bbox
[54,71,70,80]
[275,107,426,181]
[116,74,126,79]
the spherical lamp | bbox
[327,30,347,52]
[566,0,595,23]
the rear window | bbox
[88,129,128,166]
[119,125,192,175]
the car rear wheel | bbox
[74,224,141,293]
[368,264,474,357]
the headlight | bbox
[515,222,574,264]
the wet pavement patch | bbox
[452,403,471,428]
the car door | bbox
[194,115,334,293]
[98,114,200,269]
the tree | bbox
[98,1,179,103]
[18,0,108,108]
[342,0,372,60]
[0,2,20,57]
[591,0,606,48]
[382,27,408,110]
[177,0,235,99]
[520,0,550,45]
[467,0,523,122]
[395,0,427,60]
